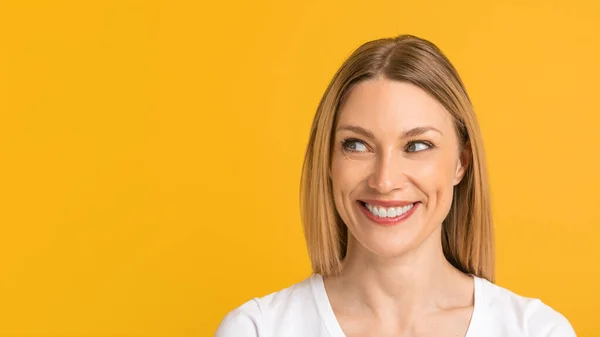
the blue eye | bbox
[406,141,433,152]
[341,138,368,153]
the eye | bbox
[406,140,433,153]
[341,138,368,153]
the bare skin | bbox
[327,77,474,337]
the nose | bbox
[367,151,407,194]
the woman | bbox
[215,35,576,337]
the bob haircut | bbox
[300,34,495,282]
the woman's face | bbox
[330,77,469,258]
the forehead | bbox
[337,78,454,134]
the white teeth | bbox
[387,208,396,217]
[378,208,387,217]
[364,202,414,218]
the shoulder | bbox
[526,299,577,337]
[214,298,262,337]
[478,277,576,336]
[214,274,320,337]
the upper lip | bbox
[360,199,417,207]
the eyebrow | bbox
[335,125,444,139]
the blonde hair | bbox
[299,34,495,282]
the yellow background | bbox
[1,0,598,336]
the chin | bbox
[351,228,423,259]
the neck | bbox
[330,226,472,320]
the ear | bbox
[453,141,471,186]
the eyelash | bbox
[340,137,435,153]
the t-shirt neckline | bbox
[309,273,485,337]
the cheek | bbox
[411,154,457,213]
[330,153,370,218]
[413,151,457,189]
[330,153,369,194]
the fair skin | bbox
[326,77,473,337]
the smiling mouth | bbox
[357,201,420,225]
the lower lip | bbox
[358,201,419,226]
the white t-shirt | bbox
[215,274,576,337]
